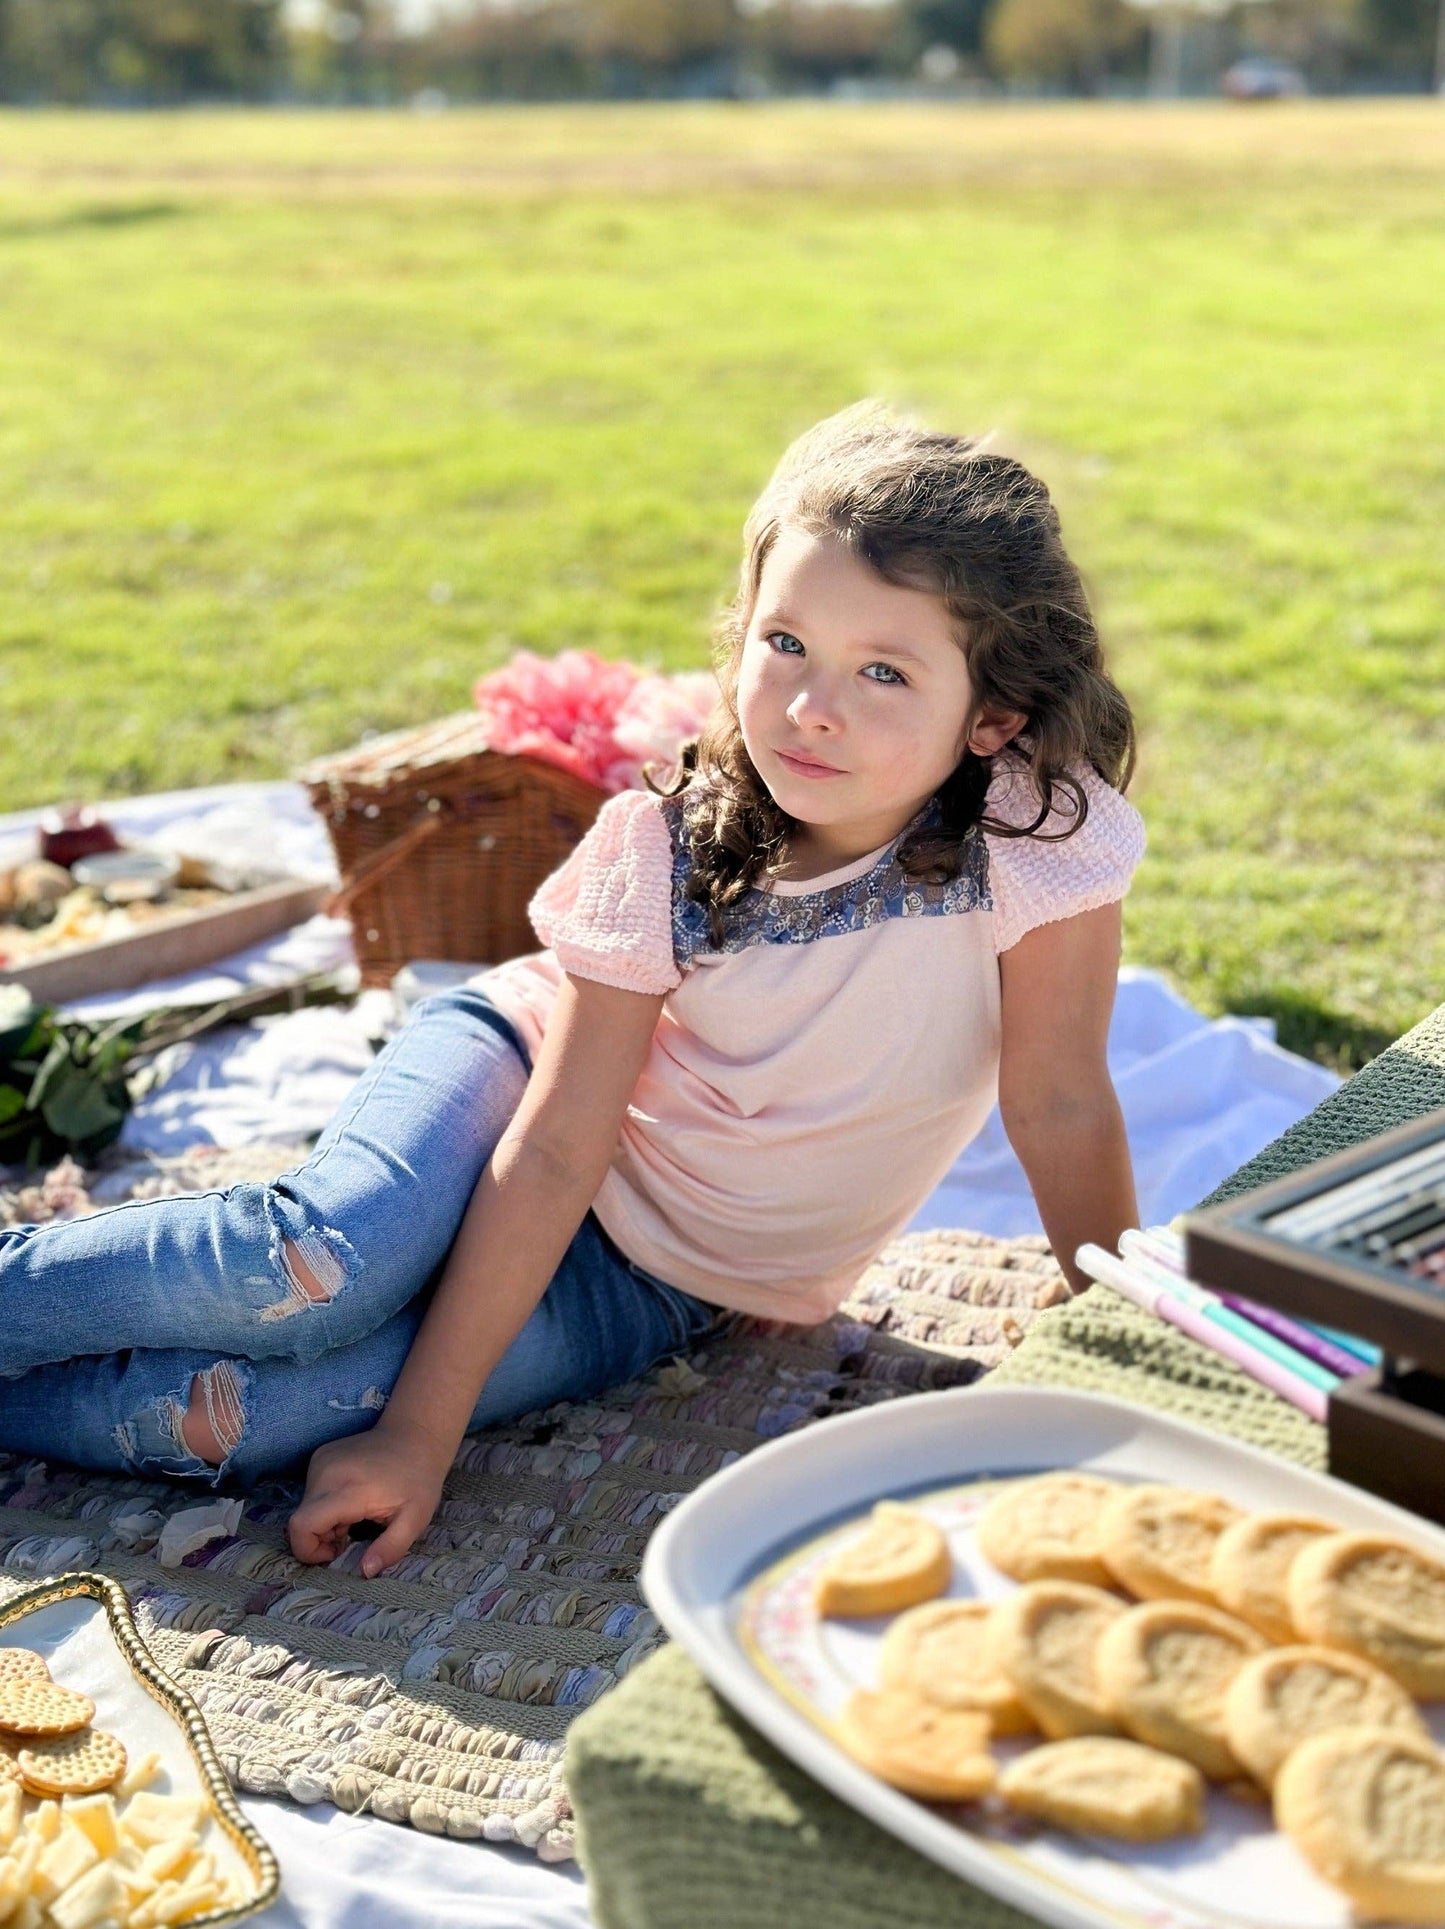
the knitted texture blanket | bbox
[0,1143,1067,1862]
[566,999,1445,1928]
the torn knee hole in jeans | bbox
[260,1199,361,1323]
[116,1360,249,1473]
[180,1360,248,1465]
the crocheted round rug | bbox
[0,1141,1068,1861]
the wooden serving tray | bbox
[0,877,327,1003]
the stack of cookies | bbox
[817,1477,1445,1923]
[0,1646,248,1927]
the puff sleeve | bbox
[983,754,1147,955]
[527,788,682,994]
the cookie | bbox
[986,1581,1126,1739]
[1094,1599,1266,1780]
[0,1649,50,1685]
[1288,1531,1445,1698]
[1223,1644,1428,1788]
[814,1502,952,1618]
[16,1727,127,1797]
[976,1474,1120,1589]
[879,1601,1036,1737]
[0,1677,95,1737]
[1210,1512,1336,1643]
[1275,1724,1445,1922]
[997,1736,1206,1841]
[1099,1485,1241,1605]
[836,1687,996,1802]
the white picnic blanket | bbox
[0,780,1342,1929]
[0,780,1342,1234]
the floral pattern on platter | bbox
[739,1480,999,1725]
[660,792,993,972]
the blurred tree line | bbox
[0,0,1436,104]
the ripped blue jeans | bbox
[0,987,718,1488]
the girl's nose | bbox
[786,678,844,732]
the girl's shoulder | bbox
[981,747,1147,955]
[526,787,681,995]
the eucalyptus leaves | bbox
[0,986,145,1165]
[0,974,355,1170]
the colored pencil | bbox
[1120,1227,1188,1277]
[1301,1320,1382,1366]
[1263,1143,1445,1242]
[1111,1241,1339,1393]
[1216,1292,1370,1379]
[1075,1244,1331,1424]
[1397,1216,1445,1264]
[1316,1176,1445,1248]
[1373,1203,1443,1265]
[1134,1224,1384,1368]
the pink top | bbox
[472,746,1146,1323]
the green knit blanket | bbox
[566,1001,1445,1929]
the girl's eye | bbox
[764,633,908,687]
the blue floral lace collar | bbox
[662,791,990,970]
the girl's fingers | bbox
[288,1490,373,1563]
[359,1505,426,1579]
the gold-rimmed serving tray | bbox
[0,1570,280,1926]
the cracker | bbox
[1099,1484,1241,1606]
[1224,1643,1427,1788]
[879,1601,1036,1737]
[998,1736,1206,1841]
[977,1473,1120,1589]
[1288,1531,1445,1698]
[0,1678,94,1737]
[1275,1723,1445,1922]
[1209,1511,1335,1643]
[17,1728,127,1797]
[0,1650,49,1686]
[814,1502,952,1618]
[0,1749,22,1787]
[1094,1598,1266,1781]
[986,1581,1125,1740]
[836,1686,995,1802]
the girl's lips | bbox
[776,749,845,779]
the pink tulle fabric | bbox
[527,789,680,995]
[983,756,1147,954]
[473,649,717,795]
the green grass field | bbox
[2,102,1442,1071]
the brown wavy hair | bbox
[647,399,1138,946]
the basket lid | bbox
[300,712,493,790]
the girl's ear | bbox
[966,708,1030,758]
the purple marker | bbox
[1218,1293,1370,1379]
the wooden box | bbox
[1182,1105,1445,1521]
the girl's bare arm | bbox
[288,972,665,1571]
[996,900,1140,1292]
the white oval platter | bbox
[640,1385,1445,1929]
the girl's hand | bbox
[288,1421,451,1577]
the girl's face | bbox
[736,525,1025,861]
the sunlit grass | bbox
[2,102,1442,1070]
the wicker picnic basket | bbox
[302,712,607,987]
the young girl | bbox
[0,400,1145,1580]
